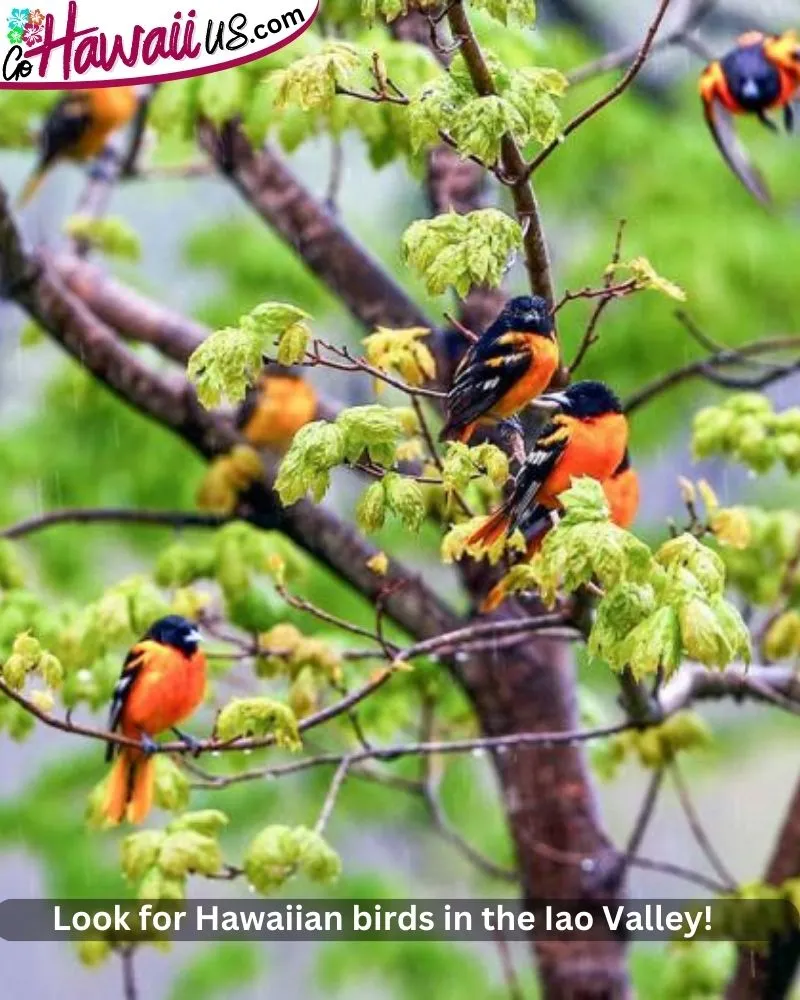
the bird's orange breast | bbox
[490,335,559,419]
[604,466,639,529]
[244,376,317,451]
[120,643,206,738]
[72,87,137,159]
[539,412,629,506]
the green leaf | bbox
[275,421,346,505]
[244,824,302,894]
[655,533,725,597]
[615,256,686,301]
[451,95,527,164]
[356,481,387,534]
[63,215,141,261]
[678,597,733,668]
[187,302,312,408]
[336,405,404,465]
[198,69,248,126]
[153,756,191,813]
[402,209,522,297]
[159,830,223,878]
[506,67,567,145]
[709,595,751,664]
[168,810,229,837]
[470,0,536,24]
[383,473,426,532]
[617,606,682,679]
[215,697,301,750]
[187,326,263,408]
[272,42,362,112]
[149,79,199,139]
[121,830,166,882]
[244,825,340,895]
[362,326,435,387]
[558,476,611,524]
[0,539,24,589]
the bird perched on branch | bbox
[469,380,628,550]
[480,450,639,611]
[101,615,206,825]
[18,85,138,206]
[237,371,318,452]
[439,295,560,444]
[699,31,800,203]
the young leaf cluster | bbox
[120,810,229,900]
[693,392,800,475]
[276,405,409,506]
[499,479,751,677]
[187,302,311,407]
[593,711,711,780]
[402,209,522,298]
[244,824,341,894]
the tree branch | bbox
[726,773,800,999]
[527,0,674,177]
[1,507,230,540]
[445,1,555,308]
[0,183,462,654]
[196,122,432,333]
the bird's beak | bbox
[741,78,760,100]
[187,628,203,644]
[531,391,568,413]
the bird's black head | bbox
[722,42,781,111]
[495,295,554,337]
[145,615,203,655]
[539,380,623,418]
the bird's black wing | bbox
[703,98,771,204]
[38,94,93,169]
[105,646,145,762]
[441,332,532,438]
[506,422,570,533]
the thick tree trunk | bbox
[726,774,800,999]
[462,633,630,998]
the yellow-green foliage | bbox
[693,393,800,475]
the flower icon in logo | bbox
[22,20,41,44]
[6,7,30,31]
[27,6,43,25]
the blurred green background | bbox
[1,1,800,996]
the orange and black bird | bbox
[469,381,629,550]
[439,295,559,444]
[699,31,800,203]
[101,615,206,826]
[236,370,318,453]
[481,450,640,611]
[18,86,138,206]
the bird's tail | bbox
[16,169,45,208]
[439,420,476,445]
[468,503,513,550]
[479,521,551,613]
[101,749,155,826]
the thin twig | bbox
[566,0,718,85]
[1,507,230,540]
[527,0,674,177]
[626,336,800,413]
[314,756,353,834]
[671,760,737,890]
[494,932,525,1000]
[623,767,665,863]
[119,947,138,1000]
[189,720,638,789]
